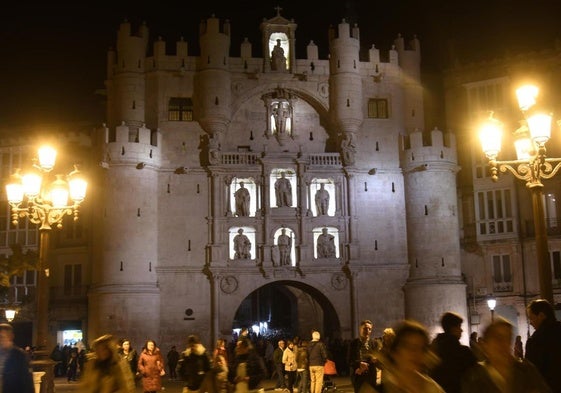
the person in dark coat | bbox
[177,334,212,391]
[118,339,138,377]
[525,299,561,393]
[429,312,477,393]
[167,345,180,380]
[347,319,380,393]
[273,339,286,390]
[0,323,34,393]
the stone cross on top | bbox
[274,5,283,16]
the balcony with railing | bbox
[217,152,342,167]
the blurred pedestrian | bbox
[177,334,212,393]
[0,323,34,393]
[80,334,135,393]
[382,320,444,393]
[229,337,267,393]
[462,318,551,393]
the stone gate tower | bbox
[87,9,468,348]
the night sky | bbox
[1,1,560,129]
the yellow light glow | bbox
[69,174,87,203]
[516,85,539,111]
[38,146,57,171]
[527,113,552,144]
[50,175,69,208]
[22,171,42,197]
[5,172,24,204]
[479,114,503,158]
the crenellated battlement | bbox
[393,33,421,54]
[199,15,231,37]
[401,128,457,166]
[109,16,418,78]
[328,19,360,41]
[103,122,162,167]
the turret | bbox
[402,128,468,338]
[328,19,363,166]
[394,34,424,133]
[195,15,232,143]
[106,20,149,128]
[89,122,162,345]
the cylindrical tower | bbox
[105,20,149,129]
[394,34,424,133]
[195,15,232,144]
[328,19,363,167]
[402,128,468,339]
[90,20,162,346]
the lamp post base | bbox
[31,350,56,393]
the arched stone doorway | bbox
[231,280,341,340]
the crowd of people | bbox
[5,297,561,393]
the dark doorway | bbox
[232,280,341,340]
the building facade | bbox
[2,11,469,350]
[444,47,561,341]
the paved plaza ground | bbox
[54,375,353,393]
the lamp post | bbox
[479,84,559,305]
[487,297,497,322]
[5,145,86,393]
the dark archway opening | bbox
[232,280,341,341]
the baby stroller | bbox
[322,359,338,393]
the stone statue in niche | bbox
[233,228,251,259]
[274,172,292,207]
[315,183,330,216]
[271,39,286,71]
[317,227,336,258]
[341,133,356,167]
[234,182,250,217]
[277,228,292,266]
[272,102,291,136]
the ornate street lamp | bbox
[479,84,560,304]
[5,145,87,349]
[487,297,496,322]
[4,308,17,322]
